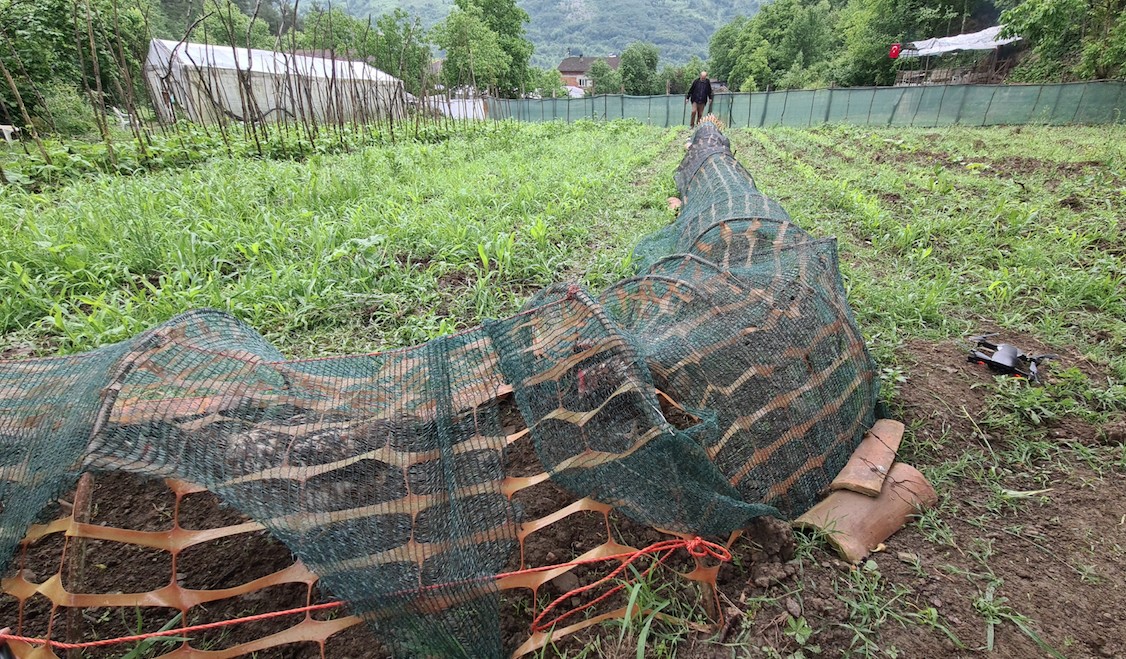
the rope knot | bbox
[684,536,731,562]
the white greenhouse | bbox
[143,38,408,125]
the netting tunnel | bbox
[0,124,878,657]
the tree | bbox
[229,0,289,36]
[196,0,279,50]
[619,41,659,94]
[371,10,433,96]
[707,0,1025,90]
[525,66,566,97]
[588,58,621,94]
[0,0,154,125]
[729,38,770,91]
[709,0,836,91]
[826,0,898,86]
[297,8,434,95]
[658,54,706,94]
[708,16,748,83]
[1001,0,1126,80]
[831,0,992,86]
[432,4,508,93]
[298,7,377,55]
[683,55,706,82]
[454,0,532,96]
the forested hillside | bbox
[706,0,1125,91]
[521,0,752,66]
[335,0,754,66]
[337,0,448,27]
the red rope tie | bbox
[684,536,731,561]
[529,536,729,633]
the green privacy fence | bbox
[490,81,1126,127]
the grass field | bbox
[1,120,1125,657]
[0,121,679,356]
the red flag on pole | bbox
[889,43,902,59]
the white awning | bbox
[900,25,1021,58]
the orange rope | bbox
[0,601,343,650]
[0,537,730,649]
[528,536,730,632]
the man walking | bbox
[686,71,713,128]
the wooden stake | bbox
[0,49,50,164]
[64,474,95,659]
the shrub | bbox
[36,83,100,137]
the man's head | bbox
[700,71,708,79]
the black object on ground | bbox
[967,334,1055,382]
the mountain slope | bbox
[337,0,449,27]
[522,0,755,66]
[337,0,757,67]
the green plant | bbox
[3,120,1125,658]
[0,120,682,357]
[782,615,821,658]
[973,581,1065,659]
[834,560,963,656]
[527,215,550,249]
[606,562,705,659]
[35,83,99,137]
[119,610,187,659]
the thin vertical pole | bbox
[1029,83,1045,124]
[953,83,969,125]
[888,87,905,126]
[1048,83,1064,124]
[0,44,50,163]
[982,85,997,126]
[1113,81,1125,124]
[1071,82,1089,124]
[909,86,923,126]
[80,0,116,163]
[934,83,949,127]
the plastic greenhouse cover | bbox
[145,38,399,83]
[901,25,1021,58]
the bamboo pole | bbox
[80,0,117,163]
[0,46,51,164]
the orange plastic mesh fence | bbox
[1,421,730,658]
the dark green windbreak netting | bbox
[0,124,877,657]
